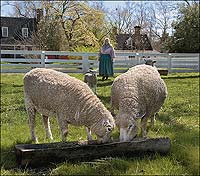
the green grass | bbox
[1,72,199,175]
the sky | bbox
[1,1,187,17]
[1,1,126,16]
[1,1,13,16]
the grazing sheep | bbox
[111,64,167,142]
[24,68,115,143]
[84,69,97,94]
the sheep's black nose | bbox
[107,127,112,132]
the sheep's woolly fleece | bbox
[111,64,167,121]
[24,68,115,141]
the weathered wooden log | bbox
[15,137,171,168]
[158,69,168,76]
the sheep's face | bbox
[89,70,97,77]
[144,59,156,66]
[94,119,115,143]
[116,114,139,142]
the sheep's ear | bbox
[153,61,156,63]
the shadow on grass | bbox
[12,84,24,88]
[97,95,111,109]
[0,83,23,87]
[97,80,113,87]
[157,114,199,147]
[97,95,110,102]
[1,139,33,170]
[150,112,199,175]
[49,152,171,175]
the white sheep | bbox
[111,64,167,142]
[23,68,115,143]
[84,69,97,94]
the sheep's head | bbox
[116,113,139,142]
[144,58,156,66]
[91,119,115,143]
[89,69,97,77]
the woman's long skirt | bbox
[99,54,114,77]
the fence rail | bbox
[1,50,199,73]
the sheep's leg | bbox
[110,98,115,116]
[89,83,92,89]
[110,107,115,117]
[94,84,97,94]
[57,116,68,141]
[85,127,93,141]
[150,113,158,127]
[87,82,91,88]
[141,115,149,138]
[27,107,38,143]
[150,115,155,127]
[42,115,53,140]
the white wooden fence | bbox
[1,50,199,73]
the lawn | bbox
[0,72,199,175]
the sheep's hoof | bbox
[46,136,53,140]
[32,138,38,144]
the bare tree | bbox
[133,2,149,28]
[107,2,136,34]
[147,1,179,51]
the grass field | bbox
[1,72,199,175]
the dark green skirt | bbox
[99,54,114,77]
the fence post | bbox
[198,54,200,72]
[167,53,172,73]
[41,51,45,68]
[82,54,89,73]
[136,53,140,65]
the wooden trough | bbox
[158,69,168,76]
[15,137,171,168]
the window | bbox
[22,28,28,38]
[2,27,8,37]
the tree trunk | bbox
[15,137,171,168]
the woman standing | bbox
[98,38,116,81]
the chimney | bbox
[112,27,118,35]
[134,26,141,36]
[36,9,43,23]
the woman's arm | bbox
[110,47,116,60]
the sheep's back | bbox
[112,65,167,114]
[24,68,95,113]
